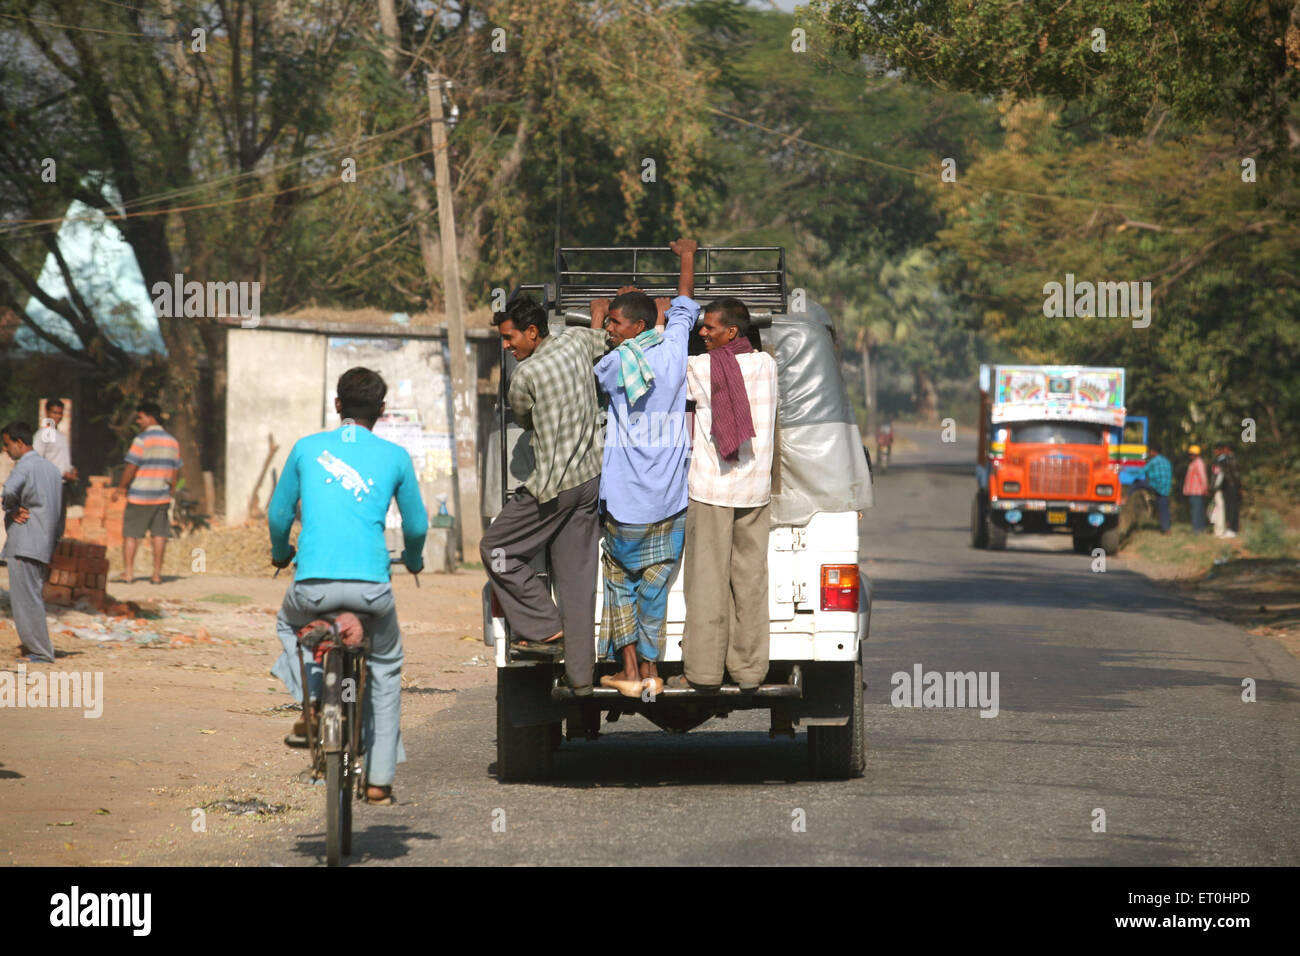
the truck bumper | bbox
[989,498,1119,533]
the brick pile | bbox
[64,475,124,548]
[43,539,110,609]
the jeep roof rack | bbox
[555,245,787,316]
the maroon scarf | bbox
[709,337,756,461]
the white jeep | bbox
[482,247,874,780]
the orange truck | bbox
[971,365,1126,555]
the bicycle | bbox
[295,613,371,867]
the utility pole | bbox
[427,71,481,563]
[374,1,481,563]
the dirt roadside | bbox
[0,567,491,866]
[1121,528,1300,661]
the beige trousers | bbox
[682,499,770,687]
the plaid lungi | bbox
[598,508,687,662]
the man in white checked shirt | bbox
[669,297,778,692]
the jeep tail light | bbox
[489,588,504,619]
[820,565,859,612]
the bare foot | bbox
[601,667,639,684]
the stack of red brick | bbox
[44,539,110,609]
[64,476,124,548]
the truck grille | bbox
[1029,456,1089,497]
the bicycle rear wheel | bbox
[326,751,343,866]
[340,663,356,857]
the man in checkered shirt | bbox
[669,295,778,692]
[480,295,605,695]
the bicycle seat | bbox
[297,612,372,651]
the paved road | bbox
[286,426,1300,865]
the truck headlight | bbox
[1003,481,1020,494]
[1095,484,1114,496]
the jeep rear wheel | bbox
[808,661,865,779]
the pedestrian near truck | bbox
[1212,443,1241,537]
[1183,445,1209,533]
[2,422,63,663]
[111,402,181,584]
[1140,445,1173,534]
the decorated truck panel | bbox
[973,365,1126,555]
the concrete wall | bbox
[224,328,327,524]
[323,337,456,545]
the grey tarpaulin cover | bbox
[482,310,874,525]
[765,301,874,525]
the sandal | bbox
[665,675,719,692]
[510,637,564,657]
[365,784,393,805]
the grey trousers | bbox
[682,499,770,687]
[270,579,405,787]
[9,556,54,662]
[481,476,600,689]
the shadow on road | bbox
[492,731,820,787]
[292,823,440,866]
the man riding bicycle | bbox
[268,367,428,805]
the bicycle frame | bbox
[295,623,371,773]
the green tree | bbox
[810,0,1300,472]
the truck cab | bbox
[482,246,874,782]
[972,364,1126,555]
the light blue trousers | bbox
[271,579,406,787]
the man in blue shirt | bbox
[584,239,697,696]
[1140,445,1173,534]
[267,367,427,804]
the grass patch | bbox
[1244,508,1291,557]
[1125,528,1239,577]
[199,593,253,605]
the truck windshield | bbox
[1010,423,1104,445]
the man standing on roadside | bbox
[1140,445,1173,534]
[1183,445,1209,533]
[1214,442,1241,538]
[34,398,77,532]
[2,422,63,663]
[34,399,77,484]
[480,295,604,696]
[111,401,181,584]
